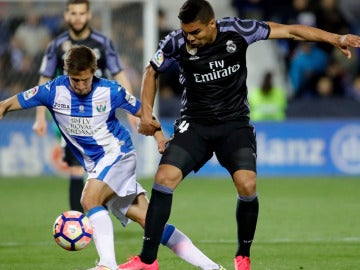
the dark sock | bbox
[69,175,84,212]
[235,196,259,257]
[140,188,173,264]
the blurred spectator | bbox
[288,42,328,98]
[248,71,287,121]
[338,0,360,35]
[280,0,316,70]
[315,76,335,98]
[231,0,265,20]
[158,7,173,40]
[14,12,51,58]
[231,0,290,22]
[347,74,360,100]
[314,0,351,55]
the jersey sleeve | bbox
[105,37,123,75]
[112,82,141,115]
[17,82,53,109]
[149,30,180,73]
[231,17,270,44]
[38,40,58,78]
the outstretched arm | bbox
[0,95,22,120]
[267,22,360,59]
[33,76,51,136]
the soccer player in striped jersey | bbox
[33,0,137,214]
[121,0,360,269]
[0,45,226,270]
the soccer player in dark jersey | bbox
[118,0,360,270]
[32,0,138,213]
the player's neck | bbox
[69,27,91,41]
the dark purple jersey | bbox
[150,17,270,123]
[39,29,123,79]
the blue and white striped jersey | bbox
[17,75,141,172]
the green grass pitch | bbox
[0,175,359,269]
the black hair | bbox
[178,0,215,24]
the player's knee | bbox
[155,165,182,188]
[233,170,257,196]
[80,194,99,212]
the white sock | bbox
[163,225,220,270]
[88,207,118,270]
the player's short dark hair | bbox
[64,45,97,75]
[66,0,90,11]
[178,0,215,24]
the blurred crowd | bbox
[1,0,360,120]
[232,0,360,120]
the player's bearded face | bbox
[68,20,89,35]
[68,69,94,96]
[181,19,217,48]
[65,4,91,35]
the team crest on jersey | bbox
[79,105,85,113]
[95,102,107,113]
[152,49,164,67]
[226,40,237,53]
[23,87,38,100]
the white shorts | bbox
[87,151,147,226]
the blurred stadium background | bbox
[0,0,360,178]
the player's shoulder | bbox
[47,75,66,86]
[89,29,111,43]
[218,17,269,32]
[51,31,71,47]
[95,77,119,89]
[159,29,184,50]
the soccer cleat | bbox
[234,256,251,270]
[118,255,159,270]
[86,265,115,270]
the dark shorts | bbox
[63,144,82,167]
[160,120,257,178]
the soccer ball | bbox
[52,210,93,251]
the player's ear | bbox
[209,18,216,29]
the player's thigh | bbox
[160,122,213,178]
[215,125,257,175]
[82,179,115,210]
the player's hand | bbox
[138,117,161,136]
[32,118,47,136]
[157,139,167,154]
[336,34,360,59]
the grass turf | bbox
[0,176,359,269]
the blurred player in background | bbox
[32,0,138,212]
[0,45,226,270]
[119,0,360,270]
